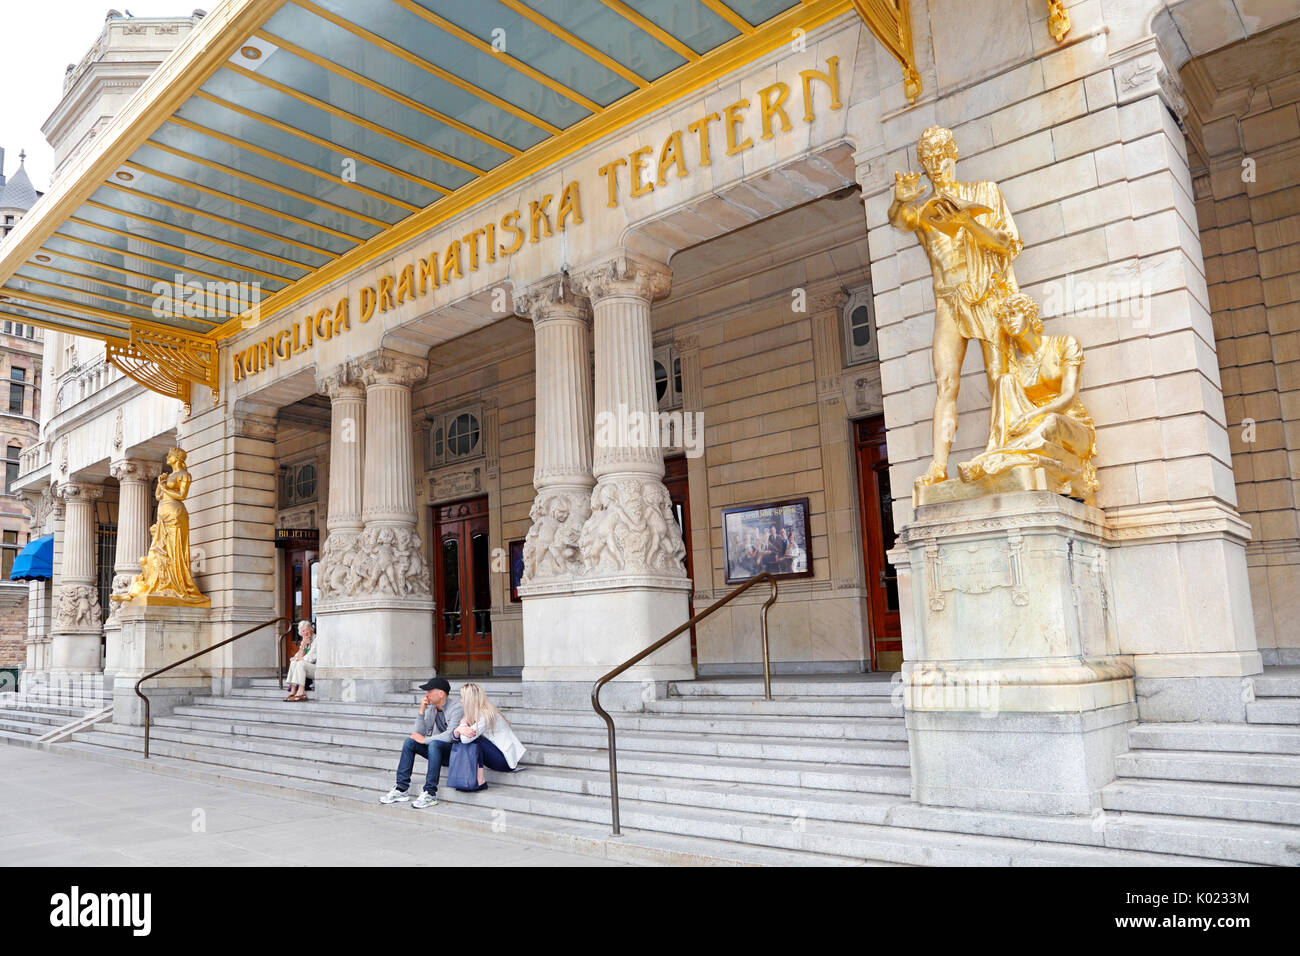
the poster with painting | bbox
[721,497,812,584]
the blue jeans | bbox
[395,737,451,795]
[476,736,513,773]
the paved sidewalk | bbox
[0,747,624,866]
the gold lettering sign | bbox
[232,57,841,385]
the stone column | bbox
[514,275,595,586]
[521,253,691,708]
[315,350,433,701]
[103,458,162,685]
[315,364,366,603]
[50,481,104,675]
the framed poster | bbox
[509,539,525,603]
[721,497,812,584]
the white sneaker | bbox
[412,791,438,809]
[380,788,410,804]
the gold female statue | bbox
[957,293,1099,504]
[116,446,210,606]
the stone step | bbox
[64,727,1218,866]
[1253,674,1300,698]
[234,684,524,705]
[1100,811,1299,867]
[52,739,865,867]
[1102,778,1300,827]
[136,707,916,773]
[669,677,895,698]
[0,715,62,736]
[645,696,902,718]
[0,700,99,720]
[1116,749,1300,788]
[1247,699,1300,725]
[1128,722,1300,756]
[87,716,915,796]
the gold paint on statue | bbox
[890,125,1023,489]
[113,447,211,608]
[894,127,1100,508]
[957,293,1098,504]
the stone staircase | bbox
[1099,667,1300,866]
[33,671,1293,866]
[0,677,113,744]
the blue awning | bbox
[9,533,53,581]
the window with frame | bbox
[1,529,19,579]
[653,345,682,411]
[8,367,26,415]
[427,405,484,468]
[279,460,318,509]
[5,443,19,493]
[842,287,879,367]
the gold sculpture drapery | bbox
[113,446,211,608]
[851,0,922,103]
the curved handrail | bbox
[592,573,779,836]
[276,623,298,689]
[135,615,286,759]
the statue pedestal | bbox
[520,575,693,711]
[890,489,1135,815]
[112,603,210,725]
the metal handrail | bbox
[135,616,286,759]
[276,623,298,689]
[592,573,779,836]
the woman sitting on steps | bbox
[451,682,526,789]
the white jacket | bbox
[459,713,526,769]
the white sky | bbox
[0,2,202,192]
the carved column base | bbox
[577,475,688,579]
[50,583,104,675]
[521,486,592,586]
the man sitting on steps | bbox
[380,676,463,809]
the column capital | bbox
[513,274,590,326]
[110,459,164,483]
[570,253,671,305]
[317,361,367,400]
[56,481,105,502]
[355,349,428,387]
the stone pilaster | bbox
[314,349,433,701]
[514,275,594,586]
[51,481,104,675]
[315,363,366,603]
[103,459,163,682]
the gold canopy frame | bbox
[1,0,944,403]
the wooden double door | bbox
[432,497,493,676]
[854,416,901,671]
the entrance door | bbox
[281,544,319,662]
[663,455,696,662]
[432,496,493,676]
[854,416,901,671]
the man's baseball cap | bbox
[418,676,451,693]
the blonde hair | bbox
[460,682,505,733]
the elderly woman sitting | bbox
[284,620,317,702]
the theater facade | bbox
[4,0,1299,815]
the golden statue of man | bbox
[890,126,1024,487]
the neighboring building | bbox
[0,148,41,240]
[1,0,1298,862]
[0,148,43,682]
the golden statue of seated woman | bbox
[957,292,1099,505]
[113,446,210,607]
